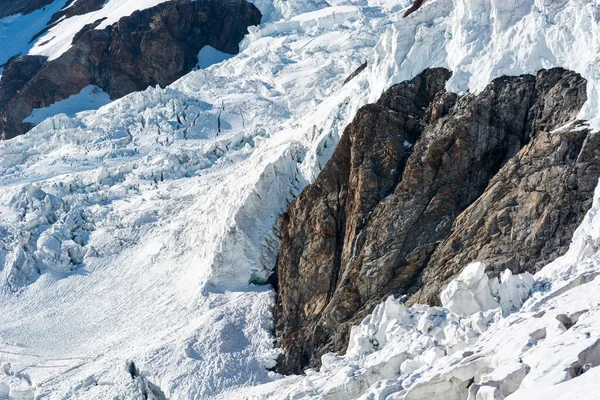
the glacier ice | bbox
[441,262,534,317]
[2,0,600,398]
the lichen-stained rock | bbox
[275,67,594,373]
[0,0,261,139]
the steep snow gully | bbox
[2,0,600,399]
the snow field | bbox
[3,0,600,398]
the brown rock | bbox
[275,67,594,374]
[411,71,596,305]
[404,0,427,17]
[0,0,261,140]
[0,56,47,110]
[275,68,453,373]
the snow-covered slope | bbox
[0,0,67,66]
[23,86,111,124]
[0,0,174,66]
[2,0,600,399]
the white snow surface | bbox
[441,261,534,317]
[2,0,600,399]
[23,85,112,124]
[28,0,180,61]
[0,0,166,65]
[0,0,406,65]
[0,0,69,66]
[196,46,234,70]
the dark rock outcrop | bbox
[0,0,53,19]
[404,0,427,17]
[0,56,47,110]
[0,0,261,140]
[275,67,596,373]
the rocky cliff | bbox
[275,67,599,373]
[0,0,261,139]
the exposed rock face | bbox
[27,0,107,44]
[411,71,599,305]
[0,0,261,140]
[0,56,47,110]
[275,67,596,373]
[404,0,426,17]
[0,0,53,19]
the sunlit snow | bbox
[0,0,69,66]
[196,46,234,70]
[2,0,600,399]
[23,85,112,124]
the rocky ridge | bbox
[0,0,106,47]
[0,0,261,139]
[275,67,598,373]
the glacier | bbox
[1,0,600,399]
